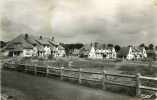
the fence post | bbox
[102,70,107,90]
[136,73,141,97]
[46,66,49,77]
[24,65,27,72]
[60,67,64,80]
[78,68,82,84]
[34,65,37,75]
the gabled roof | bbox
[5,34,34,50]
[131,46,144,52]
[4,34,61,51]
[58,45,65,50]
[35,37,50,45]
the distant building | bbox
[80,43,117,59]
[71,49,80,56]
[54,45,66,57]
[146,49,156,60]
[79,44,91,58]
[118,46,147,60]
[3,34,65,58]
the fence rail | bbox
[3,63,157,96]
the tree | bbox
[155,46,157,50]
[139,43,145,48]
[94,42,98,48]
[102,44,106,49]
[145,46,149,50]
[114,45,121,52]
[0,41,7,48]
[148,43,154,50]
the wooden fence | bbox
[3,63,157,96]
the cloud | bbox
[0,0,157,45]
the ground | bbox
[1,57,157,100]
[1,70,140,100]
[17,57,157,76]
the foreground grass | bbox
[1,70,139,100]
[16,57,157,75]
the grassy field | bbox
[1,57,157,100]
[13,57,157,76]
[1,70,140,100]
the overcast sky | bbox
[0,0,157,46]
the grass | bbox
[1,70,139,100]
[3,57,157,96]
[118,65,157,76]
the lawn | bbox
[13,57,157,76]
[2,57,157,99]
[1,70,139,100]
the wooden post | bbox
[46,66,49,76]
[102,70,107,90]
[34,65,37,75]
[136,73,141,97]
[78,68,82,84]
[24,65,27,72]
[60,67,64,80]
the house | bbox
[94,44,117,59]
[79,44,92,58]
[155,50,157,60]
[118,46,147,60]
[56,45,66,57]
[88,46,97,59]
[4,34,34,57]
[4,34,65,58]
[146,49,156,60]
[80,43,117,59]
[71,49,80,56]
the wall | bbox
[23,49,33,57]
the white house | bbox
[119,46,147,60]
[88,46,97,59]
[4,34,65,58]
[53,45,66,57]
[23,48,34,57]
[127,46,147,60]
[81,43,117,59]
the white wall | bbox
[23,49,33,57]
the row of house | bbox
[1,34,155,60]
[2,34,65,59]
[118,46,147,60]
[79,43,117,59]
[79,43,148,60]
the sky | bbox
[0,0,157,46]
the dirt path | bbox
[1,70,140,100]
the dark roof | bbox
[49,40,59,46]
[146,49,155,54]
[4,34,63,51]
[5,34,34,50]
[118,47,130,57]
[58,45,65,50]
[80,44,92,51]
[35,37,49,45]
[79,44,92,55]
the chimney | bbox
[25,34,28,39]
[40,36,42,40]
[51,36,54,41]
